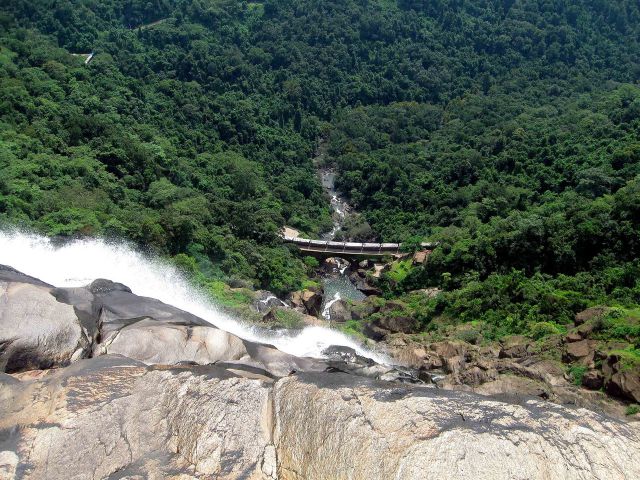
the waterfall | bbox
[0,229,387,363]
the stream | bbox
[318,168,366,320]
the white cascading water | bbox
[0,229,387,363]
[322,291,342,320]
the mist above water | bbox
[0,229,386,363]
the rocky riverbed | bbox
[2,264,640,479]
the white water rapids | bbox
[0,229,387,363]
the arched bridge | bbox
[282,236,436,258]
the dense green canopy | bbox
[0,1,639,335]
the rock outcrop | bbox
[1,356,639,480]
[273,373,640,480]
[0,266,320,378]
[0,266,91,372]
[2,265,640,479]
[381,334,638,419]
[0,356,276,479]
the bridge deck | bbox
[282,236,435,256]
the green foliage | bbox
[568,365,588,386]
[609,347,640,372]
[207,280,254,310]
[626,404,640,416]
[591,308,640,352]
[384,259,414,284]
[270,308,304,330]
[303,256,320,269]
[530,322,564,340]
[0,0,639,317]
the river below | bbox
[317,168,366,320]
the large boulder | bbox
[603,354,640,403]
[273,373,640,479]
[0,269,91,373]
[97,318,248,365]
[575,306,610,326]
[300,288,323,317]
[65,278,255,368]
[563,339,597,365]
[286,288,323,316]
[0,355,277,479]
[370,315,417,335]
[325,298,352,322]
[499,335,531,359]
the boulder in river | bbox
[286,287,323,316]
[325,298,352,322]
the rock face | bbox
[0,267,91,372]
[273,374,640,480]
[2,265,640,479]
[0,266,320,378]
[2,355,639,480]
[0,355,276,480]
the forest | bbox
[0,0,639,346]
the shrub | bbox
[626,404,640,416]
[530,321,563,340]
[272,309,304,329]
[568,364,588,386]
[303,256,320,268]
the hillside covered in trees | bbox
[1,0,639,353]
